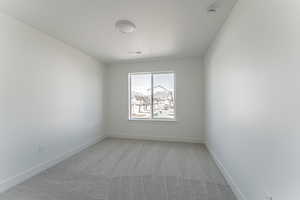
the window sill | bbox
[128,118,177,122]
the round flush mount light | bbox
[208,3,218,13]
[115,20,136,33]
[208,8,217,13]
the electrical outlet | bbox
[265,196,272,200]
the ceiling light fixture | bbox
[208,2,218,13]
[115,20,136,33]
[208,7,217,13]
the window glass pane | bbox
[153,73,175,119]
[130,73,152,119]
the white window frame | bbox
[128,71,176,121]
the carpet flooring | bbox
[0,138,236,200]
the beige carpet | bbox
[0,138,236,200]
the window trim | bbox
[128,71,176,121]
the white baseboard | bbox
[206,144,247,200]
[0,135,106,193]
[108,133,205,144]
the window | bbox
[128,72,175,120]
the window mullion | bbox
[128,74,131,120]
[151,73,154,120]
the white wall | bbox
[106,58,205,142]
[0,13,106,191]
[205,0,300,199]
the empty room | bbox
[0,0,299,200]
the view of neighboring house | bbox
[131,85,175,119]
